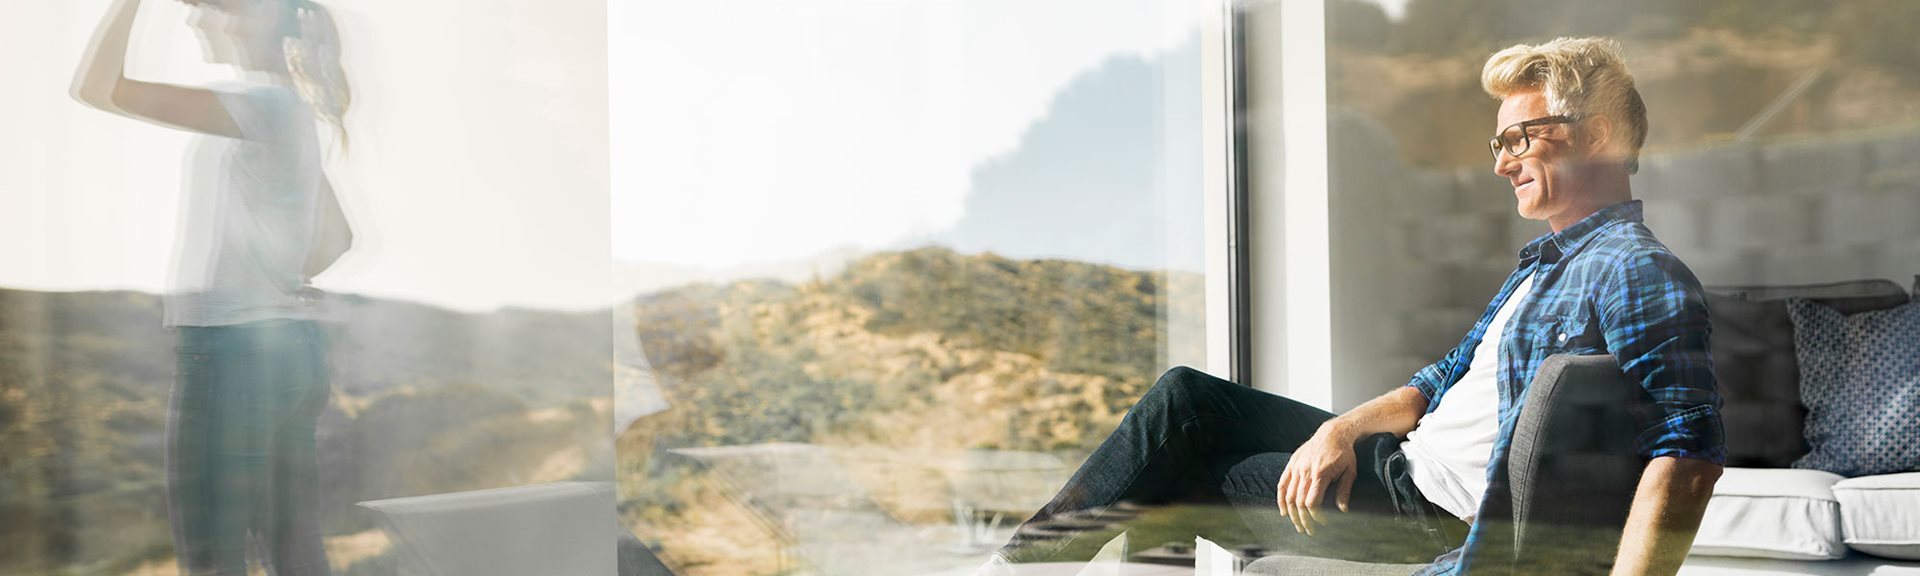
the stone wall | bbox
[1330,114,1920,409]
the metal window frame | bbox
[1208,0,1335,405]
[1201,0,1254,385]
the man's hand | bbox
[1277,420,1361,536]
[1276,385,1427,537]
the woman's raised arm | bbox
[71,0,244,138]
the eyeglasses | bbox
[1488,115,1576,160]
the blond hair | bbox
[1482,37,1646,173]
[281,0,351,152]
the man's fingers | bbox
[1337,467,1358,513]
[1305,474,1331,535]
[1275,471,1290,517]
[1291,471,1310,526]
[1303,473,1325,512]
[1286,470,1308,533]
[1300,475,1324,535]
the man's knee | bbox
[1147,365,1226,405]
[1221,452,1289,500]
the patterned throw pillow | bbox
[1787,298,1920,477]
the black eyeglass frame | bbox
[1488,114,1577,160]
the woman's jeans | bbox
[168,319,332,576]
[998,366,1469,565]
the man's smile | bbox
[1513,177,1537,194]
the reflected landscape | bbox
[3,0,1918,575]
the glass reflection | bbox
[74,0,352,573]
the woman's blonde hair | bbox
[279,0,351,152]
[1482,37,1646,173]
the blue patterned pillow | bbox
[1786,298,1920,477]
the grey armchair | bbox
[1246,354,1648,576]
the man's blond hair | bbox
[1482,37,1647,173]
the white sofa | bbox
[1680,468,1920,575]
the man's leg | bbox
[995,366,1337,564]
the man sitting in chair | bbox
[982,37,1724,576]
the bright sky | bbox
[2,0,1201,311]
[5,0,605,312]
[610,0,1202,270]
[1368,0,1410,19]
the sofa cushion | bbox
[1787,298,1920,477]
[1704,280,1910,468]
[1833,472,1920,560]
[1691,468,1847,560]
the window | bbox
[610,1,1238,572]
[0,2,614,574]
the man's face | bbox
[1493,89,1581,223]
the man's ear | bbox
[1579,115,1616,162]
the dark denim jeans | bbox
[998,366,1468,565]
[168,319,332,576]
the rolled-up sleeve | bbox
[1405,343,1466,410]
[1598,250,1727,464]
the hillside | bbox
[619,246,1204,573]
[0,289,615,575]
[1329,0,1920,169]
[0,246,1203,575]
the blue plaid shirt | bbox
[1405,200,1726,575]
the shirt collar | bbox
[1517,199,1643,263]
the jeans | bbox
[998,366,1468,565]
[168,319,332,576]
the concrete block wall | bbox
[1333,126,1920,409]
[1630,132,1920,289]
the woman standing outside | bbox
[72,0,352,573]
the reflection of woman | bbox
[72,0,352,573]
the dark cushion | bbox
[1704,280,1910,468]
[1786,298,1920,476]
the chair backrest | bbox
[1503,354,1647,575]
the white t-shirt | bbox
[1400,272,1537,522]
[164,83,325,327]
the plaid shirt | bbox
[1404,200,1726,575]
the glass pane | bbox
[611,1,1215,573]
[1326,0,1920,411]
[1323,0,1920,571]
[0,1,614,574]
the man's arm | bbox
[1277,386,1429,535]
[1324,385,1429,441]
[1594,249,1726,573]
[1611,456,1721,576]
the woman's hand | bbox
[1276,420,1361,536]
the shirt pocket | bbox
[1544,314,1605,355]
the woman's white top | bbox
[1399,272,1537,522]
[164,82,324,327]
